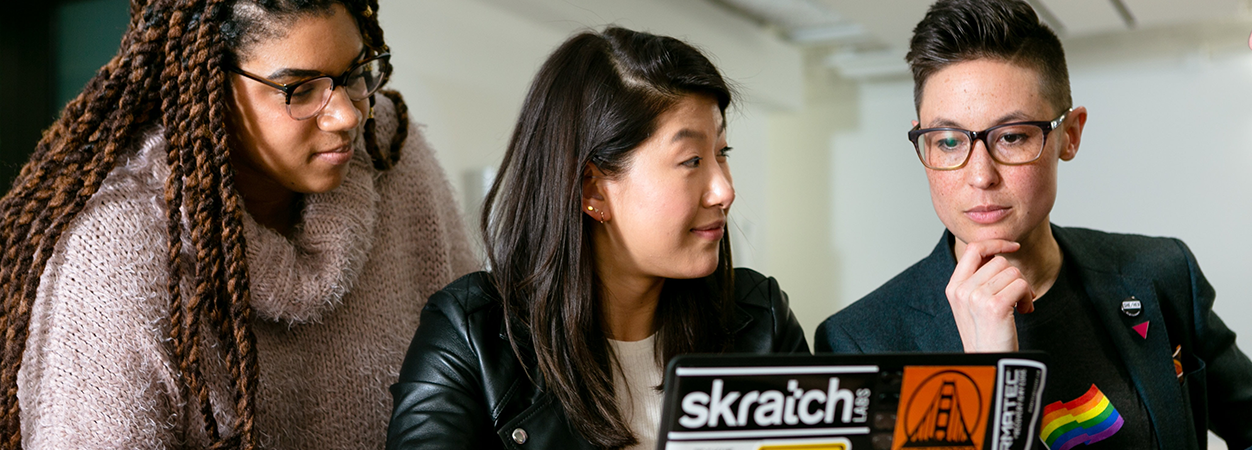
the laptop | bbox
[656,352,1047,450]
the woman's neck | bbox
[597,268,664,342]
[231,158,300,235]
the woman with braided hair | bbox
[0,0,475,448]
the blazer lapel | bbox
[923,316,964,352]
[914,231,965,353]
[1058,227,1196,448]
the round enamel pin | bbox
[1121,297,1142,317]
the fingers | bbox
[1014,280,1036,314]
[945,239,1034,353]
[952,239,1021,281]
[950,258,1030,319]
[948,256,1032,306]
[972,256,1036,315]
[988,274,1034,315]
[981,262,1035,305]
[957,255,1012,298]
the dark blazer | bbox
[388,268,810,449]
[815,225,1252,450]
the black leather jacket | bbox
[387,268,809,449]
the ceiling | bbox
[713,0,1252,78]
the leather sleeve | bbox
[1178,240,1252,448]
[387,291,495,450]
[771,281,812,354]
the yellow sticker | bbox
[759,444,849,450]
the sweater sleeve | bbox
[19,181,180,449]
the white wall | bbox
[378,0,565,235]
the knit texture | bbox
[17,95,477,449]
[608,334,663,450]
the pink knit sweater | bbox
[18,95,477,449]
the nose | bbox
[705,161,735,211]
[316,85,364,131]
[963,139,1000,189]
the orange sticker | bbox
[892,365,997,450]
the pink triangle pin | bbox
[1132,321,1150,339]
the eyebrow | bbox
[266,68,326,80]
[929,111,1034,129]
[265,47,370,81]
[669,118,728,144]
[671,128,709,143]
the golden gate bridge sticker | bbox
[893,365,995,449]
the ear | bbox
[581,163,611,222]
[1058,106,1087,162]
[911,119,920,128]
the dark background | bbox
[0,0,129,192]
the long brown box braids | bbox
[0,0,408,448]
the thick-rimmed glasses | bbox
[907,109,1071,170]
[229,53,391,120]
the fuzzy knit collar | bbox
[130,127,381,325]
[239,138,380,324]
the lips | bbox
[314,144,353,166]
[964,204,1010,224]
[691,219,725,241]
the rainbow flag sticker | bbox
[1040,384,1124,450]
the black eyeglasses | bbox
[907,109,1071,170]
[229,53,391,120]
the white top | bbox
[608,333,665,450]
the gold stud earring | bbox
[586,206,606,224]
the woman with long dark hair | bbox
[387,27,808,450]
[0,1,474,448]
